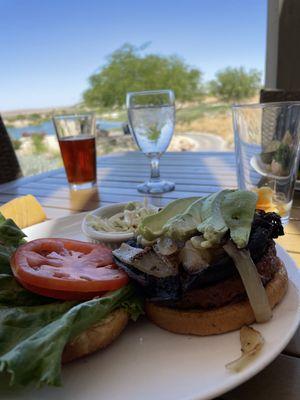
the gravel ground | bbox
[18,154,62,176]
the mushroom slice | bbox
[113,243,178,278]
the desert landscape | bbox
[3,95,250,176]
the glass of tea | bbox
[232,102,300,225]
[53,114,97,190]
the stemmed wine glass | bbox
[126,89,175,194]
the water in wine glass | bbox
[129,104,175,156]
[127,89,175,194]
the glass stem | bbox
[150,157,160,181]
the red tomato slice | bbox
[10,238,129,299]
[19,281,107,301]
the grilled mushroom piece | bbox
[112,243,179,278]
[112,242,181,300]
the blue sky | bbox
[1,0,267,110]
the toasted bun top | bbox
[145,259,288,336]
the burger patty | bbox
[171,242,280,310]
[113,211,284,303]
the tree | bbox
[209,67,262,102]
[83,44,203,108]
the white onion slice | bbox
[223,241,272,323]
[226,326,264,372]
[155,237,178,256]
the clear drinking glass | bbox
[53,113,96,190]
[126,90,175,194]
[232,102,300,225]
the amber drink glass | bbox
[53,114,96,190]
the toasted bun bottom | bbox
[62,308,128,363]
[145,260,288,336]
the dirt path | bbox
[179,132,228,151]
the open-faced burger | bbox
[112,189,288,335]
[10,238,134,363]
[0,216,142,387]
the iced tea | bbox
[53,113,96,190]
[58,135,96,185]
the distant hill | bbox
[2,105,79,117]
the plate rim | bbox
[23,212,300,400]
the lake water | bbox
[7,120,124,139]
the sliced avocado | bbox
[221,190,257,248]
[138,190,258,249]
[163,197,204,241]
[197,190,231,247]
[138,197,200,241]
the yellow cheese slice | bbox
[0,195,46,228]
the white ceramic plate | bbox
[2,214,300,400]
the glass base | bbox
[137,179,175,194]
[69,181,96,191]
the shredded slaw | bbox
[87,201,158,234]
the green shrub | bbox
[11,139,22,150]
[11,114,27,121]
[29,113,41,120]
[31,134,47,154]
[209,67,261,102]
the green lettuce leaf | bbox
[0,283,142,387]
[120,294,144,321]
[0,275,54,306]
[0,213,26,275]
